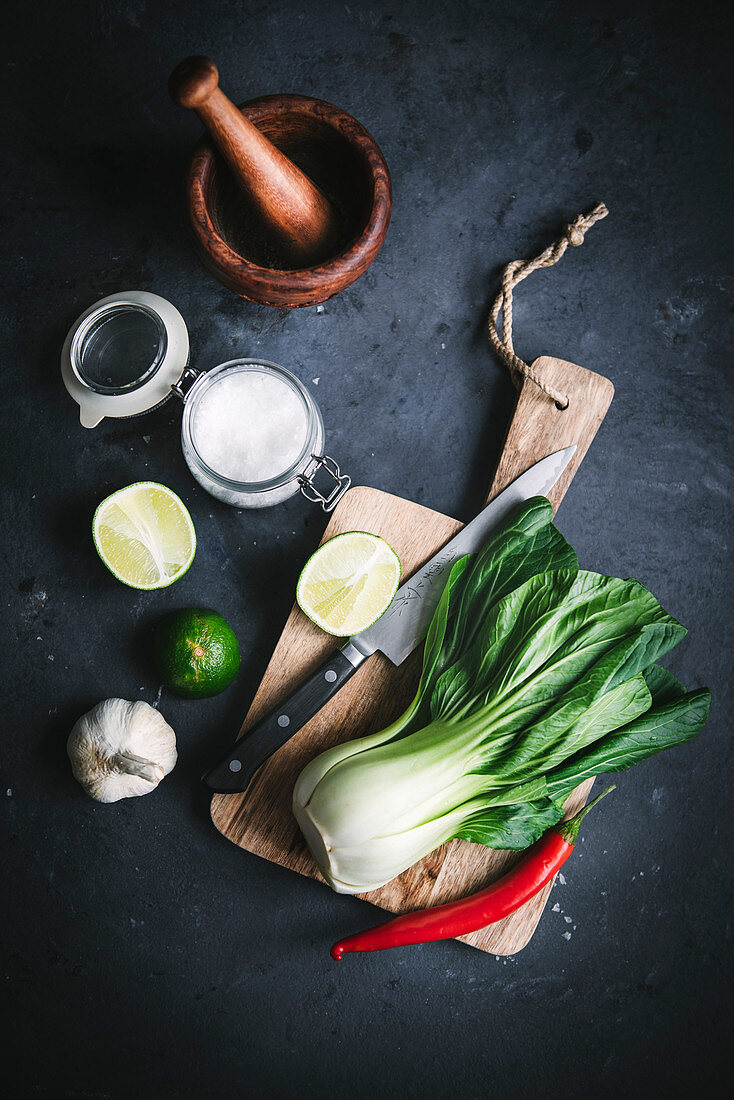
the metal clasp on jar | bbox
[170,366,202,402]
[298,455,351,512]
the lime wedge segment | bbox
[296,531,401,637]
[93,482,196,590]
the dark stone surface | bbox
[3,1,732,1096]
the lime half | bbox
[296,531,401,636]
[93,482,196,590]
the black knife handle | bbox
[202,648,359,794]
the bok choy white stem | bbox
[293,498,710,895]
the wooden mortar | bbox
[171,59,392,308]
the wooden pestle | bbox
[169,56,340,267]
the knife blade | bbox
[203,445,576,793]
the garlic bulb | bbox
[67,699,177,802]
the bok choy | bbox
[293,498,710,895]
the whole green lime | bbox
[153,609,240,698]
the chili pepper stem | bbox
[556,784,615,847]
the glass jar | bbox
[180,359,327,508]
[61,293,349,510]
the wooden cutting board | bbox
[211,356,614,954]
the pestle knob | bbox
[169,56,340,267]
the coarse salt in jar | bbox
[181,359,326,507]
[61,292,350,511]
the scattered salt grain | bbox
[558,873,567,885]
[6,789,11,797]
[552,903,561,912]
[316,305,325,314]
[562,932,572,940]
[564,916,572,924]
[312,378,320,385]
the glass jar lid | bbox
[61,291,189,427]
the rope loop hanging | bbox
[488,202,609,409]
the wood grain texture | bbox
[170,57,340,267]
[184,94,392,307]
[487,356,614,511]
[211,357,614,953]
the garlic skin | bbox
[67,699,177,803]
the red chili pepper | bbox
[330,785,615,959]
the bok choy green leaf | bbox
[292,498,710,895]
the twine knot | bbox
[488,203,609,407]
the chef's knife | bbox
[203,446,576,793]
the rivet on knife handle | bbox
[202,648,361,793]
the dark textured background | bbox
[3,1,732,1096]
